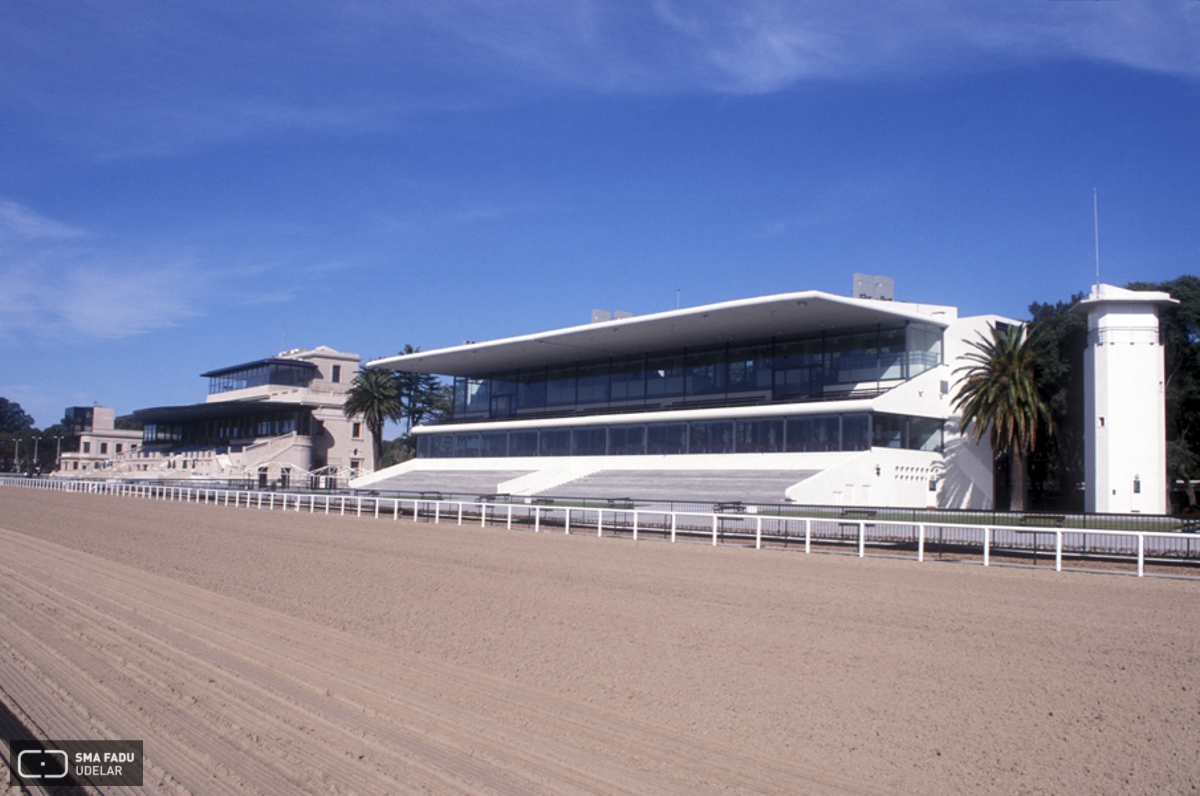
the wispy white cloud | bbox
[0,199,308,342]
[0,200,86,244]
[2,1,1197,155]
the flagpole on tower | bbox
[1094,188,1101,287]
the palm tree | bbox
[952,322,1053,511]
[343,367,402,470]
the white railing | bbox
[3,476,1197,578]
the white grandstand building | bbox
[358,280,1014,509]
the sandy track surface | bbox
[2,487,1200,794]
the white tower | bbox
[1074,284,1177,514]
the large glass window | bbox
[826,332,879,384]
[873,414,906,448]
[539,428,571,456]
[546,366,577,406]
[842,413,870,451]
[685,347,727,398]
[509,430,538,456]
[608,424,646,455]
[454,432,482,457]
[786,415,840,452]
[577,362,609,405]
[689,421,734,453]
[410,411,940,459]
[906,323,943,376]
[736,418,784,452]
[609,356,647,402]
[727,342,773,394]
[773,337,822,399]
[207,362,313,394]
[879,327,907,380]
[517,371,547,411]
[647,423,687,454]
[444,322,932,422]
[909,417,943,452]
[572,427,607,456]
[645,354,685,399]
[481,432,508,457]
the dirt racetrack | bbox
[3,486,1200,794]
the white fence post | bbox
[756,517,762,550]
[918,524,925,562]
[983,526,990,567]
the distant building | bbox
[61,346,373,485]
[57,406,143,474]
[359,285,1011,509]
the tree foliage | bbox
[1026,294,1088,510]
[0,397,35,434]
[952,322,1054,511]
[342,367,402,469]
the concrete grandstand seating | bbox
[539,470,818,505]
[366,470,534,497]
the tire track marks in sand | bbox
[0,527,885,795]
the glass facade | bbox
[143,409,313,446]
[416,412,939,459]
[208,362,315,395]
[449,322,942,421]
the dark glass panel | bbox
[688,421,734,453]
[842,413,870,451]
[685,346,727,397]
[785,415,841,452]
[572,427,607,456]
[608,424,646,455]
[647,423,687,454]
[735,418,784,453]
[539,428,571,456]
[509,430,539,456]
[645,354,685,398]
[481,432,508,457]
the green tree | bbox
[342,367,403,469]
[1026,294,1088,511]
[390,345,449,433]
[0,397,35,434]
[952,322,1054,511]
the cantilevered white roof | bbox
[370,290,957,376]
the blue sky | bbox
[2,1,1198,431]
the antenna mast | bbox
[1093,188,1101,287]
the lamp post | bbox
[33,435,40,475]
[55,435,62,472]
[13,437,19,474]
